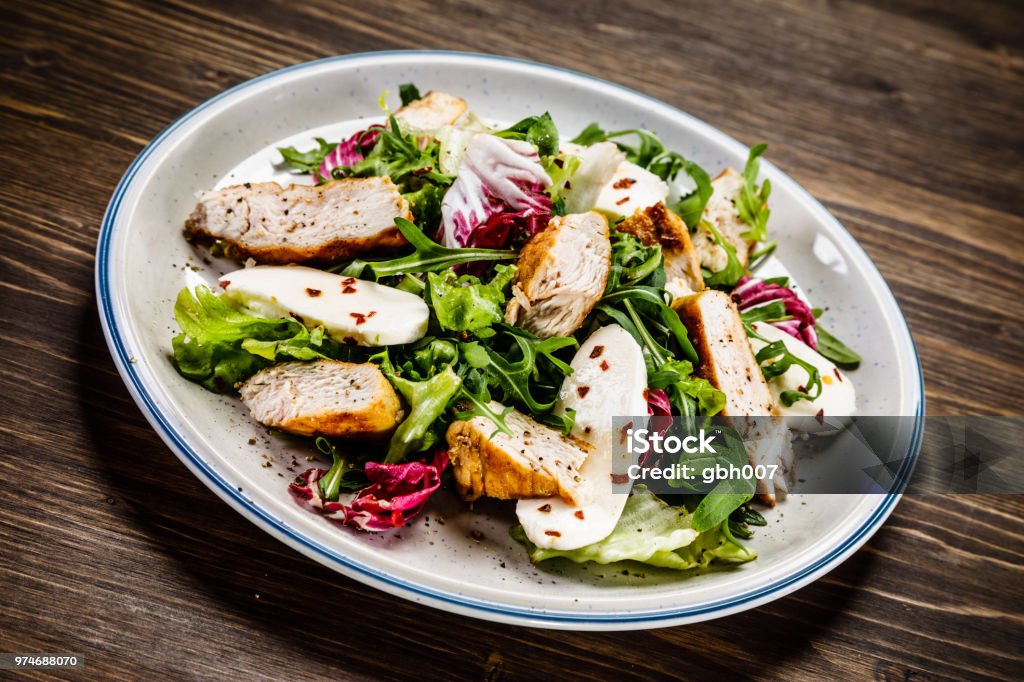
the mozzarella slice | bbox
[749,322,856,418]
[591,161,670,220]
[516,325,648,550]
[218,265,429,346]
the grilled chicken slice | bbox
[505,212,611,338]
[239,360,404,438]
[692,169,755,272]
[673,290,793,504]
[672,289,774,416]
[617,202,704,291]
[446,403,593,505]
[185,177,411,264]
[394,91,468,132]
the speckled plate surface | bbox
[96,51,924,630]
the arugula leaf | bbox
[736,143,771,242]
[816,326,862,370]
[460,327,577,414]
[669,159,714,230]
[568,123,689,182]
[700,220,746,289]
[494,112,559,158]
[277,137,337,173]
[754,339,823,406]
[427,264,517,332]
[171,286,340,392]
[605,231,664,294]
[398,83,421,107]
[344,115,452,189]
[343,218,517,279]
[316,437,369,500]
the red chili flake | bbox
[815,409,825,425]
[610,473,630,485]
[544,530,561,537]
[577,386,590,398]
[574,510,585,520]
[615,196,630,206]
[219,280,230,289]
[342,285,357,294]
[797,385,809,394]
[834,368,843,383]
[350,312,367,325]
[367,311,377,318]
[537,504,552,513]
[305,288,322,297]
[619,421,633,444]
[584,426,592,434]
[341,277,356,285]
[613,177,637,189]
[642,388,650,400]
[589,345,605,359]
[600,360,610,371]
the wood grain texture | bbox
[1,0,1022,679]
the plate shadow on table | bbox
[76,299,877,680]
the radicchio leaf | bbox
[641,387,673,466]
[290,449,448,532]
[315,126,383,183]
[732,276,818,349]
[439,134,552,249]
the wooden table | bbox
[2,1,1022,679]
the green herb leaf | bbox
[277,137,337,173]
[700,220,746,289]
[315,437,369,500]
[736,143,771,242]
[398,83,422,107]
[816,326,862,370]
[669,159,714,230]
[381,365,463,463]
[494,112,560,158]
[346,218,517,279]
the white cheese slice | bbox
[749,322,856,418]
[218,265,429,346]
[591,160,669,220]
[516,325,649,550]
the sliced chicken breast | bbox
[446,403,593,505]
[692,168,754,272]
[505,212,611,338]
[394,91,468,132]
[517,325,649,550]
[672,289,774,416]
[239,360,404,438]
[617,202,704,291]
[673,290,793,504]
[185,177,411,264]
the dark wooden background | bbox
[2,0,1022,679]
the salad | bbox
[171,85,862,573]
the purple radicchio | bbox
[731,276,818,349]
[640,388,673,466]
[315,126,383,183]
[439,134,552,249]
[290,449,448,532]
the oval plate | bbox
[96,51,924,630]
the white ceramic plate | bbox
[96,51,924,630]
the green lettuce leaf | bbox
[277,137,337,173]
[427,264,517,332]
[511,487,756,569]
[171,286,338,392]
[383,365,462,463]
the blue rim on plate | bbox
[96,50,925,627]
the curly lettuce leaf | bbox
[511,486,756,569]
[171,286,337,392]
[427,264,517,332]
